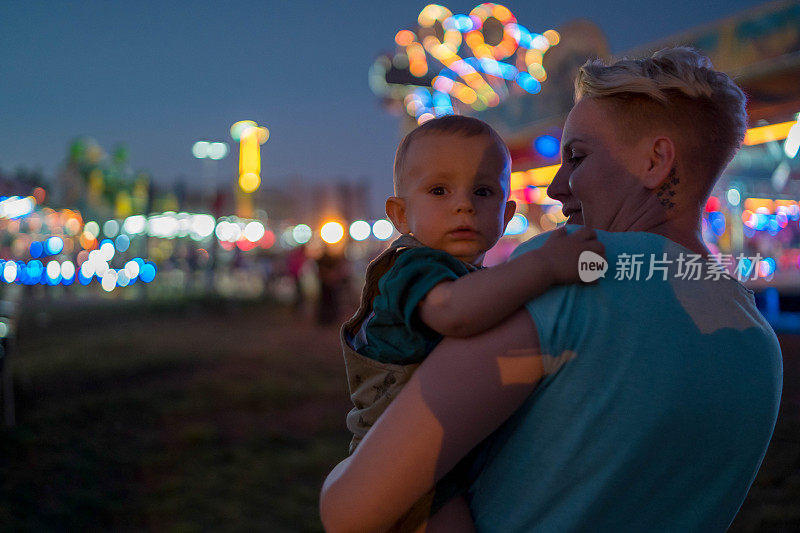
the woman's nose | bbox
[547,164,571,204]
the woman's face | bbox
[547,98,647,230]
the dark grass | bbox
[0,296,797,531]
[0,297,351,532]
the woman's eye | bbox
[474,187,493,197]
[429,187,446,195]
[567,155,585,166]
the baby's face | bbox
[391,132,515,265]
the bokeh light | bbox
[349,220,371,241]
[292,224,312,244]
[320,222,345,244]
[372,219,394,240]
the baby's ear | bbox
[503,199,516,228]
[385,196,409,234]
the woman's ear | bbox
[642,136,676,189]
[385,196,410,234]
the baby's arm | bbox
[419,226,603,337]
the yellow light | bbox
[510,171,527,190]
[528,164,560,186]
[240,127,261,176]
[543,30,560,46]
[320,221,345,244]
[239,173,261,193]
[743,121,796,146]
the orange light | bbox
[743,121,796,145]
[744,198,775,213]
[395,30,415,47]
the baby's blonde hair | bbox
[393,115,510,196]
[575,47,747,193]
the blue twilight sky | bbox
[0,0,773,206]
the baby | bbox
[340,115,603,530]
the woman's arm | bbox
[419,226,601,337]
[320,309,544,533]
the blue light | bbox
[26,260,43,284]
[115,234,130,252]
[737,258,753,278]
[44,236,64,255]
[62,274,75,286]
[78,271,92,285]
[447,14,473,32]
[29,241,43,258]
[708,211,726,236]
[516,24,533,48]
[534,135,560,158]
[139,262,157,283]
[516,73,541,94]
[504,214,529,236]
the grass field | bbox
[0,296,797,531]
[1,298,352,532]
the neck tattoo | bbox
[655,168,679,209]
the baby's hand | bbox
[539,226,605,284]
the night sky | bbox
[1,0,773,210]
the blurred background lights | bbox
[504,213,529,235]
[125,260,140,279]
[320,221,345,244]
[139,262,157,283]
[101,270,118,292]
[243,221,265,242]
[727,188,741,206]
[192,141,210,159]
[84,221,100,239]
[0,196,35,219]
[3,262,17,283]
[80,260,95,279]
[29,241,44,258]
[117,270,131,287]
[534,135,560,157]
[372,219,394,240]
[45,236,64,255]
[191,215,215,239]
[349,220,371,241]
[103,219,119,238]
[239,173,261,193]
[60,260,76,280]
[292,224,312,244]
[123,215,146,234]
[46,260,61,282]
[783,119,800,158]
[193,141,230,160]
[99,240,115,261]
[114,234,130,252]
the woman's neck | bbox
[610,196,708,256]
